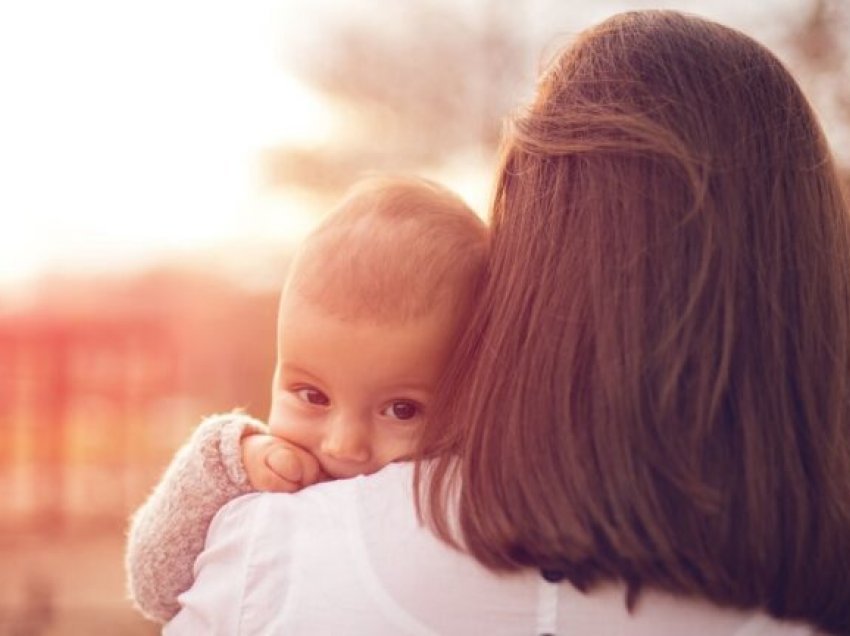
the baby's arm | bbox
[125,412,263,623]
[126,412,326,623]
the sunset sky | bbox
[0,1,339,288]
[0,0,825,291]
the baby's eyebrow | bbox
[279,363,323,383]
[381,382,436,396]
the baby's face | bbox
[268,295,457,479]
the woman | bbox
[166,11,850,635]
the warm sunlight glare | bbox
[0,1,337,287]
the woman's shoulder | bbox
[285,461,416,512]
[202,468,823,636]
[212,462,415,532]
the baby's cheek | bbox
[377,427,421,463]
[266,399,290,437]
[268,404,318,451]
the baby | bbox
[126,174,489,623]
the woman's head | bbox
[421,10,850,632]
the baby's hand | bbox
[241,434,326,493]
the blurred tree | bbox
[264,0,850,200]
[263,0,535,194]
[792,0,848,71]
[785,0,850,169]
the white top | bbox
[165,462,816,636]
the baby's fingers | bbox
[288,447,327,487]
[243,435,299,492]
[265,446,303,485]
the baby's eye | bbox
[381,400,421,421]
[294,387,330,406]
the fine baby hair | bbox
[420,10,850,634]
[284,174,489,324]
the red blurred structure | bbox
[0,315,178,530]
[0,274,277,634]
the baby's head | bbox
[269,175,488,478]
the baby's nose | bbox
[321,418,371,464]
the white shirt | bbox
[165,462,816,635]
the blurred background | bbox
[0,0,848,633]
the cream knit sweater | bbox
[125,412,266,623]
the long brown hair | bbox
[417,11,850,633]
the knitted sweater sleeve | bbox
[125,411,267,623]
